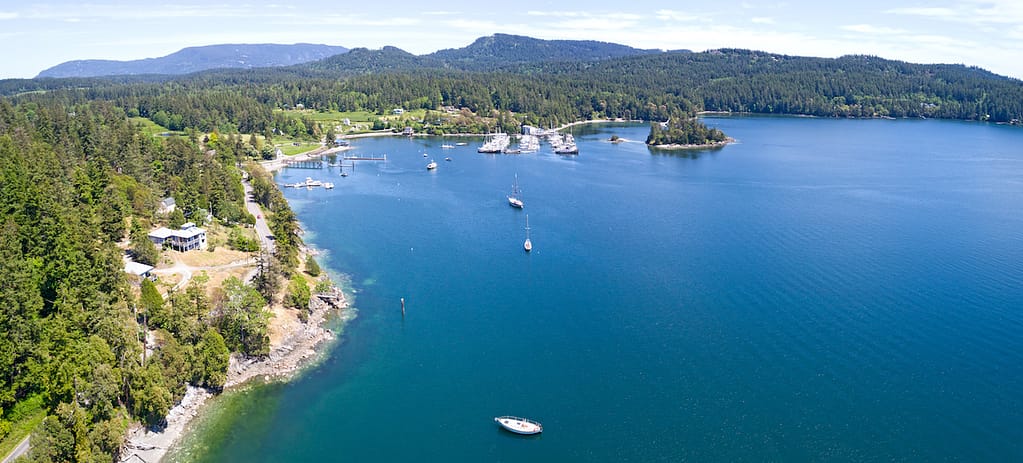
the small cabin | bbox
[124,261,154,279]
[158,197,176,215]
[392,108,405,115]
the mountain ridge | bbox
[37,43,349,78]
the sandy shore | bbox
[120,289,349,463]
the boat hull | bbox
[495,416,542,435]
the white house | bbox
[158,197,176,215]
[392,108,405,115]
[148,223,207,252]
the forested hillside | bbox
[0,97,303,462]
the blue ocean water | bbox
[177,117,1023,461]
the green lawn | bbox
[128,117,185,137]
[275,141,324,156]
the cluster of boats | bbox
[477,133,511,153]
[551,133,579,154]
[477,132,578,155]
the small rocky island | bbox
[647,113,732,149]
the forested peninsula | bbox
[2,34,1023,463]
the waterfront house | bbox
[148,223,207,252]
[402,126,414,136]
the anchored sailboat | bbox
[524,215,532,252]
[508,175,524,209]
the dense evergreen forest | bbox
[0,97,304,462]
[4,44,1022,134]
[3,35,1023,462]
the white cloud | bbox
[0,11,18,19]
[751,17,775,25]
[841,24,907,35]
[655,9,706,22]
[885,7,956,18]
[527,11,585,18]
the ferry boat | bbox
[507,175,524,208]
[495,416,541,435]
[426,160,438,170]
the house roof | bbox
[176,227,205,238]
[148,227,176,239]
[124,261,154,276]
[160,197,176,207]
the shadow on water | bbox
[646,143,729,159]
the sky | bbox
[2,0,1023,79]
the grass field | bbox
[128,117,187,137]
[276,108,435,134]
[275,141,323,156]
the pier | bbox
[342,155,388,161]
[283,158,324,169]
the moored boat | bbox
[494,416,542,435]
[426,160,438,170]
[508,174,524,209]
[523,215,532,252]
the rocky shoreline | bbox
[650,137,736,150]
[120,289,349,463]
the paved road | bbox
[243,178,274,254]
[2,435,30,463]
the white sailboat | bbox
[524,215,532,252]
[507,175,524,209]
[495,416,542,435]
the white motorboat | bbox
[426,160,438,170]
[495,416,542,435]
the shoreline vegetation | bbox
[119,154,353,463]
[122,286,349,463]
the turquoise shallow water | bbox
[177,117,1023,461]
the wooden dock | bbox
[342,155,387,161]
[283,159,324,169]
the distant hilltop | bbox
[37,43,349,78]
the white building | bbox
[148,223,207,252]
[158,197,176,215]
